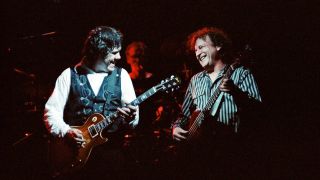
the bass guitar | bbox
[186,62,240,141]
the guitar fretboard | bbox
[131,87,157,106]
[96,86,158,131]
[203,65,234,112]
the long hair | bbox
[82,26,123,62]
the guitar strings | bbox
[187,65,234,140]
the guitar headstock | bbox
[155,75,181,93]
[232,43,254,69]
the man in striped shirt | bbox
[172,27,261,141]
[171,27,262,178]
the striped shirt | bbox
[173,65,261,132]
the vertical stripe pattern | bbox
[174,66,261,129]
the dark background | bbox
[1,0,318,179]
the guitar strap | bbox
[210,93,224,117]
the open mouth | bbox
[199,53,207,61]
[108,60,116,65]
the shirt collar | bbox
[200,65,228,79]
[75,60,111,75]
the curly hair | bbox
[82,26,123,62]
[187,27,232,61]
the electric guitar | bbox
[48,75,181,177]
[186,62,240,141]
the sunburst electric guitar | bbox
[48,75,181,177]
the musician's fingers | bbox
[71,129,83,137]
[76,142,86,148]
[219,84,231,92]
[179,129,189,134]
[174,135,185,141]
[117,107,130,116]
[127,104,137,111]
[74,137,86,142]
[74,131,83,138]
[174,132,187,140]
[223,78,233,83]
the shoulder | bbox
[120,68,132,82]
[53,68,71,86]
[58,68,71,79]
[233,66,252,76]
[120,68,130,77]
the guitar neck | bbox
[130,86,157,106]
[190,65,236,130]
[203,65,234,111]
[98,86,158,130]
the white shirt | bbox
[44,67,139,137]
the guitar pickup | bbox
[88,125,98,138]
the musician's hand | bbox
[219,78,238,95]
[117,104,137,122]
[66,128,86,148]
[172,127,188,141]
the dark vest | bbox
[63,66,122,127]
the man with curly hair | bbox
[172,27,262,178]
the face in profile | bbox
[95,47,121,73]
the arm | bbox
[220,69,261,108]
[43,68,72,137]
[172,80,194,141]
[172,81,194,129]
[120,68,139,128]
[238,70,261,102]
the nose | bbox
[195,49,201,60]
[115,52,121,60]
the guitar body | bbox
[48,113,108,177]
